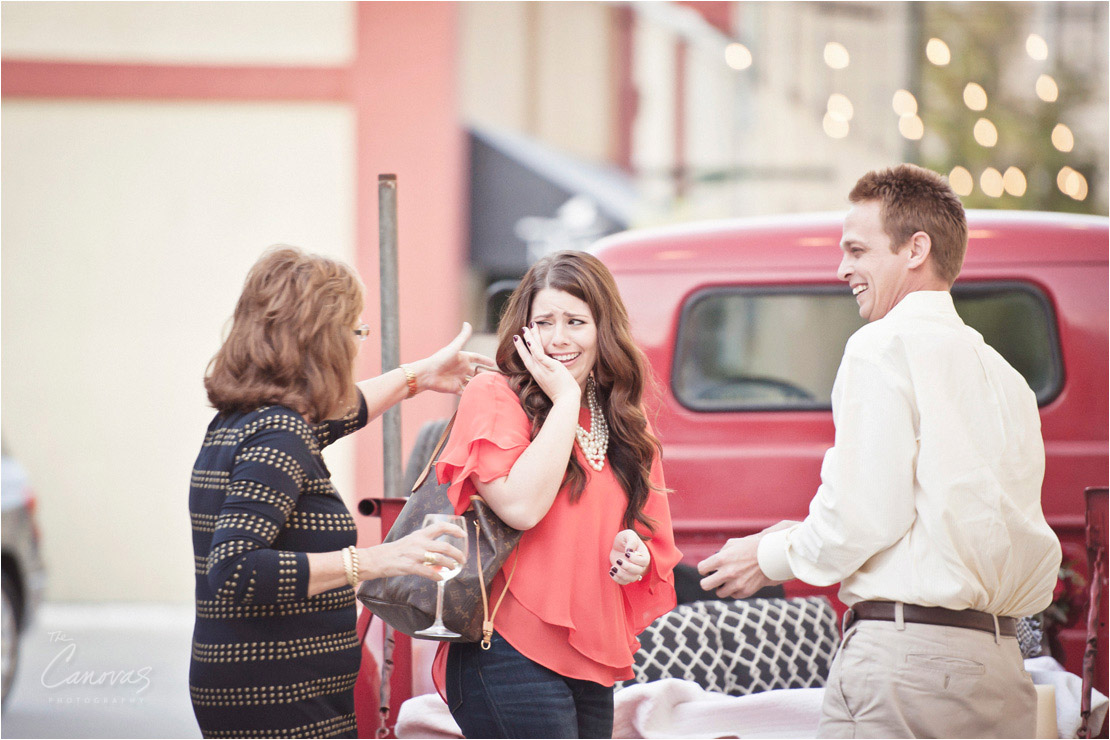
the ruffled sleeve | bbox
[622,445,681,634]
[435,372,532,514]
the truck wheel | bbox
[1,573,20,709]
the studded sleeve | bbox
[205,413,318,605]
[313,391,370,449]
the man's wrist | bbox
[756,528,795,582]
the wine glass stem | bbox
[431,580,446,629]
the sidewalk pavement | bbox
[2,602,200,739]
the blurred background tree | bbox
[917,2,1103,213]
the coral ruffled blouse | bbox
[433,372,680,688]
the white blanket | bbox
[395,658,1108,739]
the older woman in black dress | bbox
[188,247,490,738]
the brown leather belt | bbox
[845,600,1017,637]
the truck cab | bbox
[593,210,1109,684]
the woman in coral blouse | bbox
[434,250,681,738]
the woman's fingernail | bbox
[625,550,632,557]
[513,335,519,342]
[529,321,535,328]
[609,567,617,575]
[616,559,623,566]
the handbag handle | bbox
[471,500,520,651]
[411,412,458,492]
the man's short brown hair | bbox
[204,246,364,422]
[849,164,968,285]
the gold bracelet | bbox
[347,546,360,588]
[340,546,352,587]
[400,365,418,399]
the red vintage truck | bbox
[591,209,1109,689]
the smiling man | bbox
[697,164,1061,738]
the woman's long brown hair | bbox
[204,246,364,423]
[495,250,664,535]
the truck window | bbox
[673,283,1062,411]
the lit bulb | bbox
[926,38,951,66]
[725,43,753,70]
[949,166,974,196]
[963,82,988,111]
[973,118,998,147]
[1003,167,1027,197]
[892,89,918,116]
[980,168,1004,198]
[898,114,924,140]
[1051,124,1074,153]
[1058,167,1087,200]
[827,93,854,122]
[1026,34,1049,61]
[823,113,849,139]
[824,42,850,70]
[1036,74,1058,102]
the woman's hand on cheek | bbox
[608,529,650,585]
[513,325,581,406]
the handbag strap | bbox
[411,412,458,492]
[470,496,520,651]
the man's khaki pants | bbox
[818,617,1036,738]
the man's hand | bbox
[697,532,784,599]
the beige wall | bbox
[460,2,612,163]
[1,1,354,65]
[1,3,358,603]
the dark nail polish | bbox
[529,321,535,328]
[513,335,519,342]
[625,550,632,557]
[616,559,623,566]
[609,567,617,575]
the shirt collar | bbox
[885,290,959,322]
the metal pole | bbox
[378,174,403,500]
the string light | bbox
[1026,34,1049,61]
[823,113,849,138]
[827,94,854,122]
[725,43,753,70]
[973,118,998,147]
[824,42,850,69]
[980,168,1004,198]
[898,114,924,140]
[1036,74,1058,102]
[1051,124,1074,152]
[892,89,918,116]
[1057,167,1088,200]
[949,166,974,196]
[1003,167,1027,197]
[926,38,951,66]
[963,83,988,111]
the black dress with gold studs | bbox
[188,395,367,738]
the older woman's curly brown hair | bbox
[204,246,364,423]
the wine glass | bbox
[414,513,468,639]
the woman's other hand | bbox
[512,324,581,405]
[365,520,468,581]
[608,529,650,585]
[411,322,497,395]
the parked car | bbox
[1,442,46,708]
[592,209,1108,689]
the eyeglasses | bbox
[353,323,371,341]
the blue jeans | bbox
[445,632,614,738]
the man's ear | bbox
[906,231,932,270]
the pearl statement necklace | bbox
[575,377,609,471]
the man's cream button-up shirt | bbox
[757,290,1061,616]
